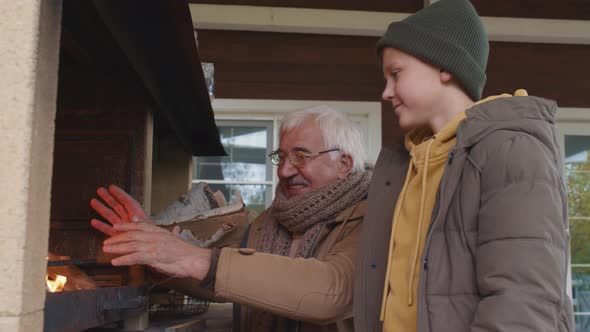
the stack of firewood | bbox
[153,182,255,249]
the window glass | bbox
[566,135,590,330]
[194,121,273,213]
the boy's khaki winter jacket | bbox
[355,96,574,332]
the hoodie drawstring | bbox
[407,138,435,305]
[380,137,437,321]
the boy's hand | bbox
[90,185,151,236]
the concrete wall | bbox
[0,1,62,331]
[151,136,193,214]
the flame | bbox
[46,274,67,292]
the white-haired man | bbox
[90,106,371,331]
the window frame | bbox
[193,119,275,209]
[557,107,590,320]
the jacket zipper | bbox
[417,148,456,331]
[424,150,455,270]
[422,188,441,272]
[419,118,465,331]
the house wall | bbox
[0,1,62,331]
[196,29,590,148]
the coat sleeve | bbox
[470,131,570,331]
[213,222,362,325]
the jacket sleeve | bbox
[470,131,570,331]
[213,222,362,325]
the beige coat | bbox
[168,200,366,332]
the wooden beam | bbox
[472,0,590,21]
[190,4,590,45]
[188,0,422,13]
[191,5,405,36]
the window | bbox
[193,120,274,213]
[558,109,590,331]
[566,136,590,331]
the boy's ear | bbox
[440,69,453,83]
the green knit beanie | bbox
[377,0,489,101]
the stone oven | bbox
[43,1,224,330]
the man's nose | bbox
[381,80,394,101]
[277,158,298,180]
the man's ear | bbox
[440,69,453,84]
[337,154,354,179]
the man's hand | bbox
[90,185,150,236]
[103,222,212,280]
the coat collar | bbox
[334,199,367,223]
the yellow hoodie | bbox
[381,90,528,332]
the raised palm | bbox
[90,185,150,236]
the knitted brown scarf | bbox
[257,170,372,258]
[250,170,372,331]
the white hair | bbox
[280,105,367,172]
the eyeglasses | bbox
[268,148,340,167]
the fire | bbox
[46,274,67,292]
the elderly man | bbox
[90,106,371,331]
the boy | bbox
[354,0,574,331]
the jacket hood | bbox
[458,95,561,159]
